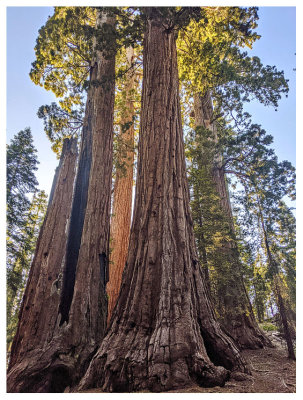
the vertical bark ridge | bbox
[57,9,116,373]
[7,138,78,385]
[7,12,116,393]
[77,14,249,393]
[107,47,136,323]
[58,75,94,326]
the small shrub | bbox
[260,321,277,332]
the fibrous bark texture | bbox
[77,12,249,393]
[7,138,78,391]
[107,47,135,324]
[193,92,271,349]
[7,12,115,393]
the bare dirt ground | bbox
[79,332,296,394]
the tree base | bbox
[77,314,250,393]
[6,330,97,393]
[222,314,273,350]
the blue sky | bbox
[7,6,58,195]
[6,6,296,197]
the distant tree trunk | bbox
[258,201,296,360]
[77,11,249,393]
[7,11,116,393]
[193,91,271,350]
[253,285,265,323]
[192,185,211,291]
[107,47,135,324]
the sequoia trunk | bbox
[7,138,78,388]
[107,47,136,323]
[77,11,249,393]
[7,12,115,392]
[193,91,271,350]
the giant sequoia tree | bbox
[191,91,270,349]
[77,8,248,393]
[7,138,78,392]
[175,6,288,350]
[7,6,295,393]
[7,10,116,392]
[7,190,47,358]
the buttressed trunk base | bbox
[7,12,115,393]
[7,138,78,392]
[77,12,249,393]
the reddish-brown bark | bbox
[7,138,78,390]
[77,11,249,393]
[7,12,115,393]
[107,47,136,324]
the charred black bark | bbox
[7,137,78,376]
[99,252,108,291]
[58,93,93,326]
[7,12,115,393]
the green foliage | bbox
[30,7,142,104]
[185,95,295,325]
[274,202,296,306]
[177,7,289,123]
[37,102,83,155]
[259,321,277,332]
[231,133,296,335]
[217,120,296,204]
[29,7,95,156]
[138,6,204,31]
[30,7,95,104]
[186,125,247,319]
[6,129,44,358]
[178,7,260,89]
[7,128,39,258]
[32,7,142,158]
[29,6,295,334]
[237,235,271,323]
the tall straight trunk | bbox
[77,11,249,393]
[193,91,271,350]
[258,200,296,360]
[7,12,116,393]
[7,192,48,359]
[107,47,135,323]
[7,138,78,383]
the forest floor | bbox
[79,332,296,394]
[166,331,296,393]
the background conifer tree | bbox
[7,128,39,256]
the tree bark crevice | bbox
[107,46,136,323]
[77,16,249,393]
[7,11,116,393]
[7,137,78,392]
